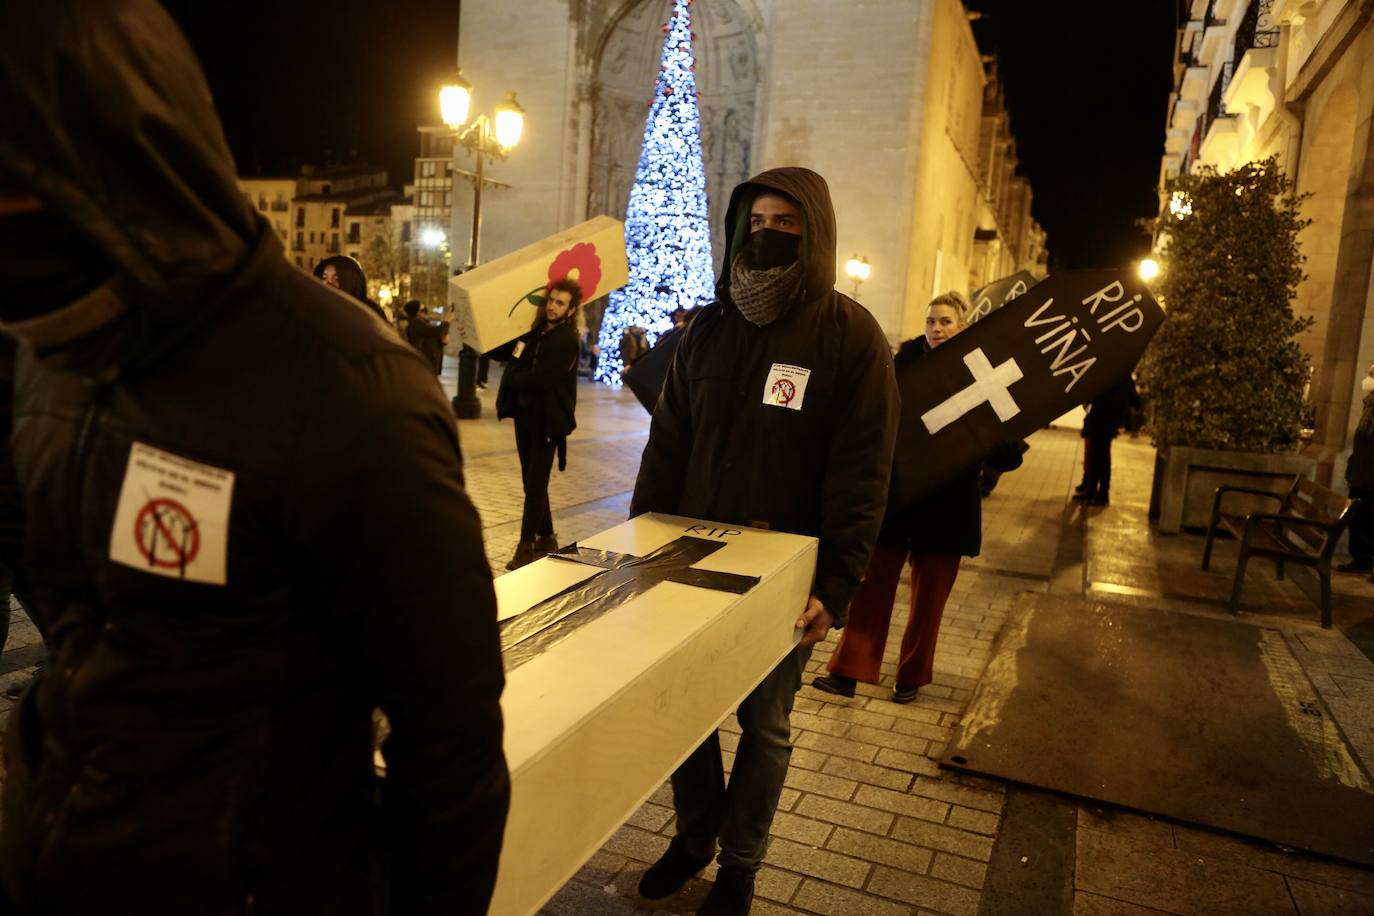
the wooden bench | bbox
[1201,476,1357,628]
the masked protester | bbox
[1339,362,1374,577]
[812,292,1023,704]
[632,168,899,915]
[495,278,583,569]
[0,3,509,913]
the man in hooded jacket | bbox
[0,2,508,913]
[631,168,899,914]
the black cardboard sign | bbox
[891,269,1164,510]
[624,327,683,413]
[970,270,1039,323]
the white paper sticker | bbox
[108,442,236,586]
[762,363,811,411]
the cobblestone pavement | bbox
[2,368,1371,914]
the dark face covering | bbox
[746,227,802,271]
[0,208,118,321]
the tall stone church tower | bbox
[452,0,1039,340]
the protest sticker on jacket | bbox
[762,364,811,410]
[890,269,1163,511]
[109,442,236,586]
[970,270,1039,323]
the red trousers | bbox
[827,544,961,689]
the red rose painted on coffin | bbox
[508,243,605,317]
[547,242,602,300]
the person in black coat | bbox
[313,254,388,322]
[403,299,447,376]
[0,4,509,911]
[1339,361,1374,575]
[1073,377,1142,506]
[496,278,582,570]
[813,291,1023,704]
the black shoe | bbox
[1337,560,1373,573]
[697,866,754,916]
[533,534,560,556]
[638,837,713,901]
[1071,490,1093,502]
[810,674,856,698]
[892,685,919,704]
[1073,481,1089,495]
[505,540,536,571]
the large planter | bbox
[1149,445,1317,534]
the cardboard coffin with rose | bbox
[449,215,628,354]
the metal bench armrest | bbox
[1209,486,1285,534]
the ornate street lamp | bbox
[844,255,871,300]
[439,72,525,419]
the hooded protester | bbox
[313,254,388,322]
[403,299,448,376]
[0,3,509,914]
[631,168,899,915]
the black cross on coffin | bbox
[500,536,760,672]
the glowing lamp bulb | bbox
[439,73,472,130]
[494,92,526,150]
[1138,258,1160,282]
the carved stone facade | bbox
[453,0,1045,341]
[1161,0,1374,478]
[588,0,756,268]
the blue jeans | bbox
[670,643,813,872]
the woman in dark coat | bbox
[812,291,1023,703]
[1339,361,1374,576]
[496,278,582,570]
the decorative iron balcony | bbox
[1204,60,1235,137]
[1232,0,1279,74]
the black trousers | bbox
[1083,434,1114,497]
[1350,486,1373,567]
[514,412,555,541]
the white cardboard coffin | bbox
[449,215,628,354]
[489,513,817,915]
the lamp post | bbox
[844,255,871,300]
[440,71,525,419]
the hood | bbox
[0,0,263,367]
[718,167,837,304]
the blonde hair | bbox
[927,290,971,327]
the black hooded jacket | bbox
[631,168,899,625]
[0,3,508,913]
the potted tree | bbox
[1140,156,1315,532]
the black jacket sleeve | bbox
[504,326,579,393]
[289,351,509,914]
[631,309,708,516]
[812,308,899,626]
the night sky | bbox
[163,0,1180,271]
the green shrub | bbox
[1138,156,1312,451]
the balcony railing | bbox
[1232,0,1279,74]
[1204,60,1235,137]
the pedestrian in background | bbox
[496,278,583,570]
[1074,377,1142,507]
[313,253,387,322]
[813,291,1022,704]
[0,3,509,911]
[1339,361,1374,576]
[404,299,447,376]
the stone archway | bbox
[588,0,758,270]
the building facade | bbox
[448,0,1044,342]
[1161,0,1374,478]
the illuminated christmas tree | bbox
[595,0,716,383]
